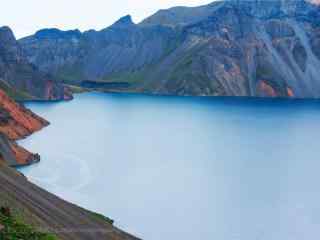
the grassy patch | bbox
[55,64,86,85]
[90,211,114,225]
[64,84,90,94]
[0,209,57,240]
[102,69,148,86]
[0,79,34,101]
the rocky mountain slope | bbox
[0,88,48,166]
[0,161,140,240]
[19,0,320,98]
[140,1,221,27]
[137,0,320,97]
[0,26,72,100]
[19,15,177,85]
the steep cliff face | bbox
[20,16,178,84]
[0,26,72,101]
[19,0,320,98]
[138,0,320,98]
[0,88,47,166]
[0,88,48,140]
[0,135,39,167]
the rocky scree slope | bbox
[0,161,140,240]
[143,0,320,98]
[19,0,320,98]
[0,26,72,101]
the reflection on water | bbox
[19,93,320,240]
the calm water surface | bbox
[19,92,320,240]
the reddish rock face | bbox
[0,89,48,140]
[63,86,74,101]
[0,89,48,166]
[10,142,40,166]
[287,87,294,97]
[44,81,73,101]
[257,80,278,97]
[45,81,55,101]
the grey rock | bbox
[0,26,71,100]
[0,133,17,166]
[19,18,177,84]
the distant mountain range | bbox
[2,0,320,99]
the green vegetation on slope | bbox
[0,207,57,240]
[102,70,148,85]
[89,211,114,225]
[63,84,90,94]
[0,79,34,101]
[56,64,86,85]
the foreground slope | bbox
[0,162,139,240]
[20,0,320,98]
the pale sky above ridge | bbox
[3,0,214,39]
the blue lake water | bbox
[19,92,320,240]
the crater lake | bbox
[18,92,320,240]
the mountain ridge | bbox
[17,0,320,98]
[0,26,72,101]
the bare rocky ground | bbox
[0,162,140,240]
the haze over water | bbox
[19,92,320,240]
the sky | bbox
[3,0,214,39]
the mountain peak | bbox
[0,26,16,43]
[112,15,134,28]
[0,26,13,33]
[34,28,81,39]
